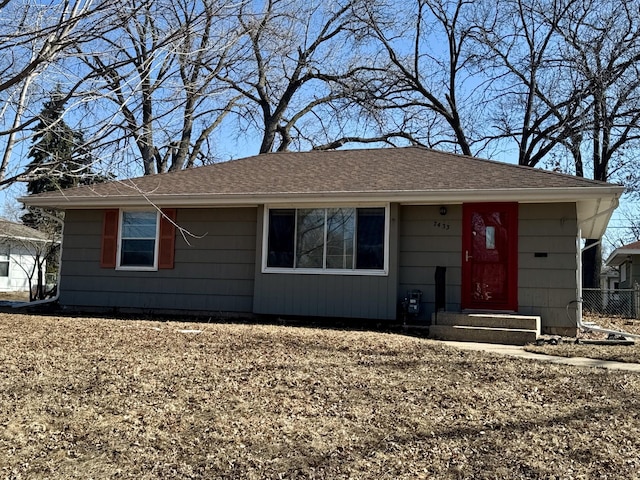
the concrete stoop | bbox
[428,312,541,346]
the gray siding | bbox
[59,202,580,330]
[398,205,462,323]
[620,258,640,289]
[59,208,257,314]
[252,204,400,320]
[398,203,579,331]
[518,203,579,330]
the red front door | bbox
[462,203,518,311]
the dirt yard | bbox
[1,312,639,479]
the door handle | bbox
[466,250,473,262]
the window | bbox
[0,246,8,277]
[119,211,158,268]
[265,206,387,273]
[101,208,176,270]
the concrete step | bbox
[428,324,538,346]
[433,312,541,332]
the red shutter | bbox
[158,208,176,269]
[100,209,119,268]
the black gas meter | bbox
[404,289,422,315]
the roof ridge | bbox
[46,146,617,188]
[408,146,617,187]
[252,146,619,187]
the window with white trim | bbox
[265,206,387,273]
[118,211,159,269]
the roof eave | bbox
[20,186,622,239]
[0,234,54,243]
[19,185,624,210]
[605,249,640,267]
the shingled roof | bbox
[21,146,620,206]
[20,147,623,238]
[0,219,50,241]
[605,240,640,267]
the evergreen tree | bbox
[21,92,111,299]
[22,92,110,231]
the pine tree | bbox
[21,92,111,299]
[22,92,110,231]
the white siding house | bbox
[0,219,51,293]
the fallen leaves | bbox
[527,315,640,363]
[0,312,639,479]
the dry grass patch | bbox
[526,316,640,364]
[0,291,29,302]
[526,343,640,364]
[1,313,640,479]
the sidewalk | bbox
[439,340,640,372]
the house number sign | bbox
[433,221,451,231]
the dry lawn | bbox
[526,316,640,364]
[0,291,29,302]
[1,312,640,479]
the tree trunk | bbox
[37,261,44,300]
[582,239,601,289]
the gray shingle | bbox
[0,219,51,240]
[23,146,617,202]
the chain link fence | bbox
[582,287,640,318]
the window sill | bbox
[262,267,388,276]
[115,266,158,272]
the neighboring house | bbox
[21,147,623,335]
[600,265,620,291]
[592,265,623,315]
[605,240,640,289]
[603,241,640,318]
[0,219,50,293]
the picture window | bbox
[266,207,386,273]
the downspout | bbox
[566,238,640,339]
[576,228,583,332]
[570,299,640,340]
[573,237,640,339]
[570,194,640,339]
[13,211,64,308]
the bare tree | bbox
[77,0,243,176]
[353,0,485,156]
[469,0,592,167]
[555,0,640,184]
[216,0,384,154]
[471,0,640,178]
[0,0,123,188]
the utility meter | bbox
[406,289,422,315]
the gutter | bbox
[19,185,625,210]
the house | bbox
[582,265,626,317]
[0,219,51,293]
[601,241,640,318]
[20,147,623,336]
[600,265,620,291]
[605,240,640,289]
